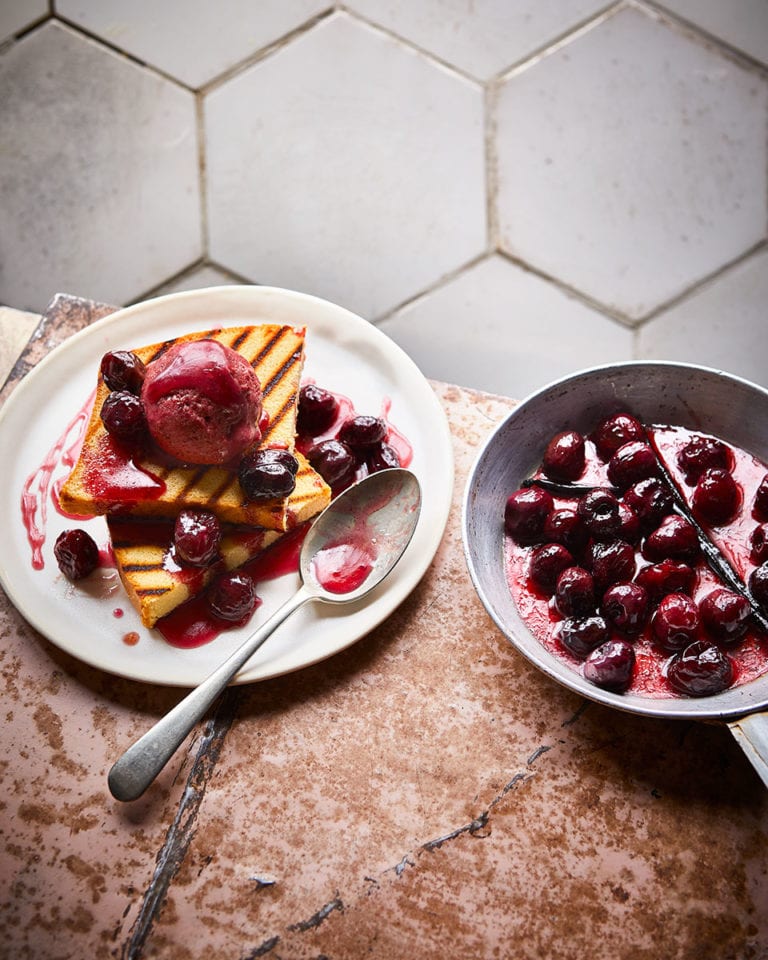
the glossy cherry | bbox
[54,528,99,581]
[554,566,596,618]
[174,509,221,566]
[607,441,659,489]
[750,524,768,565]
[601,582,649,635]
[754,474,768,521]
[583,638,636,691]
[651,593,700,652]
[296,384,339,436]
[577,489,621,541]
[208,571,258,622]
[667,641,733,697]
[238,449,298,500]
[623,477,673,530]
[504,487,554,544]
[559,616,608,659]
[367,443,401,473]
[529,543,574,596]
[100,350,146,394]
[677,434,732,483]
[635,559,695,602]
[642,515,700,564]
[308,439,358,488]
[542,431,585,482]
[543,507,588,553]
[338,415,387,452]
[100,391,146,443]
[692,468,741,526]
[592,413,645,461]
[617,502,641,545]
[699,588,751,643]
[586,539,635,590]
[749,563,768,611]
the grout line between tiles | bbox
[374,252,492,326]
[494,1,624,82]
[338,5,485,87]
[196,94,209,258]
[200,7,337,96]
[640,0,768,77]
[633,240,768,329]
[484,84,500,250]
[49,14,196,94]
[0,11,52,49]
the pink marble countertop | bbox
[1,296,766,960]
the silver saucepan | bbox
[462,361,768,787]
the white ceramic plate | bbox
[0,286,453,686]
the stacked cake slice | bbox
[59,324,331,628]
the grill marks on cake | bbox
[140,326,303,516]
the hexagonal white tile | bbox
[0,22,201,312]
[495,4,768,322]
[0,0,47,45]
[205,12,486,320]
[377,254,632,396]
[637,248,768,388]
[659,0,768,67]
[55,0,332,89]
[348,0,608,79]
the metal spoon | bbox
[108,468,422,802]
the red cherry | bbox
[652,593,700,652]
[692,468,741,526]
[542,431,585,482]
[583,639,636,691]
[667,641,733,697]
[592,413,645,460]
[529,543,574,596]
[607,441,659,489]
[504,487,553,544]
[699,588,751,644]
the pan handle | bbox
[728,712,768,788]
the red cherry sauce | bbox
[21,388,96,569]
[295,384,414,489]
[505,425,768,698]
[157,524,309,649]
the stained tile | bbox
[495,4,768,321]
[205,12,486,320]
[377,255,632,397]
[0,22,201,312]
[55,0,332,88]
[0,0,47,44]
[348,0,608,78]
[659,0,768,66]
[637,249,768,388]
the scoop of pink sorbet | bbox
[141,339,262,465]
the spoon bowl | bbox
[109,468,422,801]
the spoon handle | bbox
[108,584,314,802]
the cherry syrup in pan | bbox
[504,418,768,699]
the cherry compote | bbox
[54,528,100,580]
[174,509,221,567]
[504,414,768,699]
[208,571,258,622]
[238,449,298,500]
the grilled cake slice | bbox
[108,518,285,629]
[59,325,328,529]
